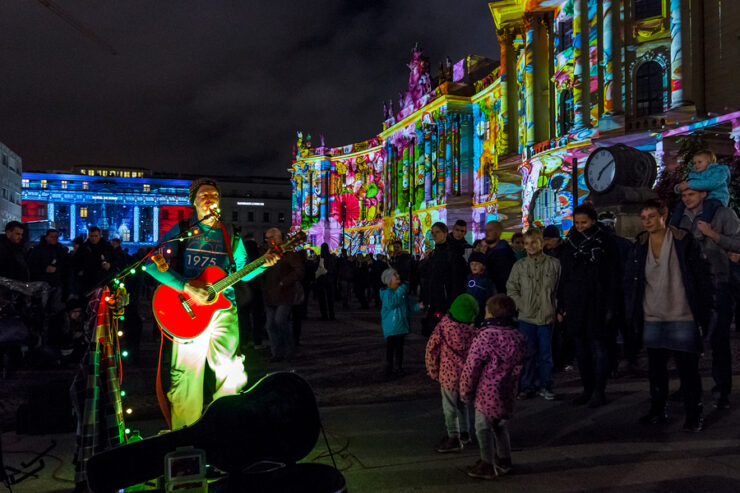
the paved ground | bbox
[3,303,740,492]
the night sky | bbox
[0,1,499,178]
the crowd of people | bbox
[0,222,146,368]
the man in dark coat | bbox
[28,229,70,295]
[481,220,515,294]
[0,221,29,282]
[676,187,740,409]
[263,227,305,362]
[558,206,621,408]
[420,222,457,336]
[72,226,114,296]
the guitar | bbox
[86,372,321,493]
[152,231,306,340]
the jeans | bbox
[711,283,733,397]
[647,348,702,422]
[265,304,293,358]
[474,410,511,465]
[440,387,473,439]
[574,337,609,397]
[518,321,554,392]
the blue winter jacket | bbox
[380,284,420,338]
[677,162,731,206]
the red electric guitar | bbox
[152,231,306,340]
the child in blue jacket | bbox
[671,149,730,226]
[380,268,423,377]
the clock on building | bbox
[584,144,657,195]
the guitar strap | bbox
[220,223,237,274]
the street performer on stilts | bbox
[146,177,278,430]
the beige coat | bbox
[506,253,561,325]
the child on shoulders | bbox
[460,294,528,480]
[671,149,730,226]
[425,294,480,452]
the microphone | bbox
[206,203,222,221]
[150,254,169,272]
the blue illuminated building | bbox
[22,167,191,246]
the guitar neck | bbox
[211,255,268,294]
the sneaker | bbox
[639,409,669,425]
[460,431,471,445]
[436,436,463,453]
[517,390,536,400]
[493,462,512,476]
[467,460,496,480]
[538,389,556,401]
[714,396,730,409]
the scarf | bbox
[565,225,606,264]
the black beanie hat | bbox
[468,251,487,265]
[189,178,221,204]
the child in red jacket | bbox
[460,294,527,480]
[425,294,480,452]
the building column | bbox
[47,202,54,223]
[524,14,536,146]
[602,0,614,115]
[587,0,599,127]
[153,206,159,242]
[70,203,76,239]
[573,0,587,129]
[133,206,140,243]
[669,0,684,107]
[445,118,454,197]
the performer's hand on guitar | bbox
[184,282,211,304]
[264,252,280,266]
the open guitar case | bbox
[86,372,346,493]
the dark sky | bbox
[0,1,499,177]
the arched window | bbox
[559,89,574,136]
[635,0,662,19]
[636,61,664,117]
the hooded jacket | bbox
[425,315,478,392]
[459,318,527,419]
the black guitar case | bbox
[86,372,332,493]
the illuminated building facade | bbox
[22,167,291,246]
[0,141,22,227]
[292,0,739,254]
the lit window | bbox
[80,169,86,175]
[143,184,151,192]
[61,180,68,189]
[41,179,47,189]
[124,171,130,177]
[80,207,88,218]
[83,181,89,190]
[22,179,29,188]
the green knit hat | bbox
[449,294,479,324]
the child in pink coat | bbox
[425,294,480,453]
[460,294,527,480]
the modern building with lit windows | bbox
[22,166,291,247]
[0,141,22,227]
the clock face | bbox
[586,149,616,193]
